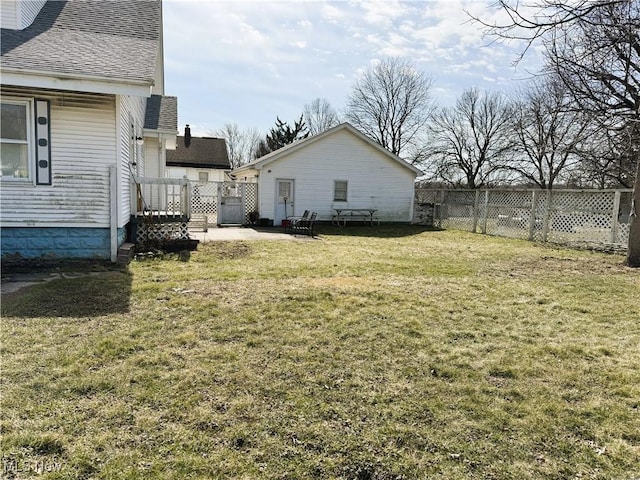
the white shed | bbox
[231,123,422,225]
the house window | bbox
[334,180,348,201]
[198,171,209,182]
[1,99,32,180]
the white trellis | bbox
[414,188,633,251]
[188,181,258,226]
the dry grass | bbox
[1,225,639,479]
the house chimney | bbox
[184,124,191,147]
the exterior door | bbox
[219,196,244,225]
[275,179,294,225]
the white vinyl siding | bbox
[255,129,416,222]
[19,0,46,28]
[0,0,17,29]
[1,0,46,29]
[0,93,117,227]
[166,167,228,182]
[118,95,146,226]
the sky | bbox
[162,0,545,138]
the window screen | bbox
[334,180,347,201]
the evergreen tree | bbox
[255,115,309,158]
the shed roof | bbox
[1,0,161,86]
[167,136,231,170]
[232,123,423,176]
[144,95,178,133]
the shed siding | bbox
[258,130,416,222]
[0,93,117,228]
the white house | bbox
[166,129,231,183]
[231,123,422,225]
[1,0,177,262]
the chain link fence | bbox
[414,189,632,252]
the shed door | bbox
[275,179,294,225]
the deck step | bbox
[188,214,209,232]
[117,242,135,264]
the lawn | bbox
[1,226,639,479]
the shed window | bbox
[334,180,348,201]
[1,100,31,180]
[198,171,209,182]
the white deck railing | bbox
[131,176,190,218]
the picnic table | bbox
[332,208,379,226]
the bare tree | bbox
[577,124,639,188]
[303,98,340,136]
[344,57,433,157]
[425,88,515,188]
[509,77,592,189]
[473,0,640,266]
[213,123,262,169]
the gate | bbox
[189,181,258,226]
[220,196,244,225]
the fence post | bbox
[542,190,552,242]
[472,190,480,233]
[528,190,537,241]
[241,183,247,225]
[438,189,446,227]
[184,178,191,218]
[482,190,489,234]
[611,190,621,244]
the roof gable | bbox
[166,136,231,170]
[233,123,423,176]
[1,0,161,88]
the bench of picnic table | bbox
[332,209,379,226]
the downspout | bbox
[112,95,123,263]
[109,165,118,262]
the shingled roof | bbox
[144,95,178,133]
[167,137,231,170]
[1,0,161,85]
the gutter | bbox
[1,68,154,97]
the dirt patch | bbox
[202,242,252,260]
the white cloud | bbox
[163,0,545,133]
[321,4,346,24]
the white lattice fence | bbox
[243,183,258,223]
[477,191,532,240]
[415,188,632,251]
[190,181,219,225]
[187,181,258,226]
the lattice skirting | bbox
[136,221,189,244]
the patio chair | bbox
[286,210,310,233]
[290,211,317,237]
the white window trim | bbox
[334,179,348,202]
[1,97,34,183]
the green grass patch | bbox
[2,226,639,479]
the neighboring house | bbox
[231,123,422,225]
[1,0,177,261]
[166,129,231,182]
